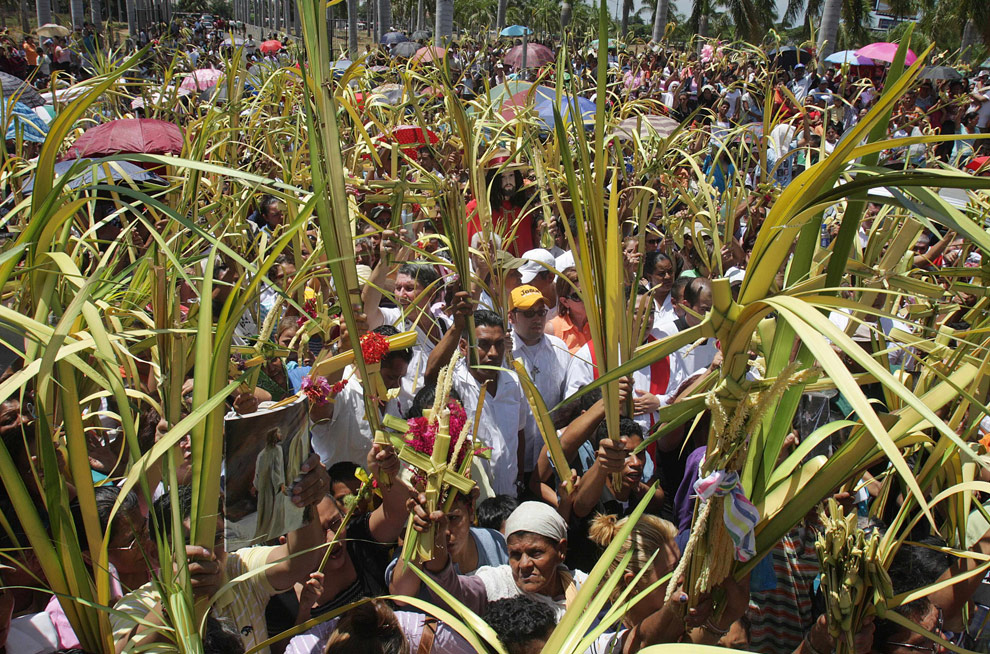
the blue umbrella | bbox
[21,159,165,195]
[1,101,50,143]
[534,96,595,131]
[381,31,409,45]
[824,50,873,65]
[500,25,533,37]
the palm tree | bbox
[347,0,358,57]
[652,0,669,41]
[20,0,30,33]
[816,0,841,62]
[620,0,631,34]
[36,0,51,27]
[496,0,506,31]
[378,0,391,38]
[70,0,83,27]
[561,0,572,30]
[435,0,452,43]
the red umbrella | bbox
[411,46,446,64]
[503,43,554,69]
[62,119,184,161]
[966,156,990,175]
[259,39,283,55]
[391,125,439,158]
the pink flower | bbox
[301,375,334,405]
[701,44,714,63]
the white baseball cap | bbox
[518,248,555,284]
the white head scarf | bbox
[504,501,567,543]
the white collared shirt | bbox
[451,360,528,495]
[510,333,573,471]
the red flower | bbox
[297,299,319,327]
[404,400,471,488]
[360,332,390,364]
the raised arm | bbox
[425,291,472,382]
[367,442,414,543]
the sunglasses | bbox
[514,307,548,318]
[886,607,943,654]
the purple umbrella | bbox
[855,42,917,66]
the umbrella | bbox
[0,101,50,143]
[62,118,184,160]
[589,39,624,51]
[411,46,446,64]
[499,85,557,120]
[921,66,961,81]
[180,68,223,92]
[500,25,533,37]
[824,50,873,66]
[391,41,419,58]
[382,125,439,160]
[131,87,192,109]
[21,159,165,195]
[259,39,283,55]
[534,96,595,131]
[331,59,358,77]
[0,71,45,109]
[855,42,917,65]
[488,81,538,104]
[611,114,679,140]
[411,30,432,41]
[36,23,70,38]
[504,43,554,69]
[369,65,390,73]
[370,83,404,105]
[767,46,813,68]
[221,35,245,47]
[381,31,409,45]
[247,60,279,85]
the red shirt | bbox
[465,198,533,256]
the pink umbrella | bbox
[854,42,917,66]
[411,46,446,64]
[61,119,184,160]
[180,68,224,92]
[503,43,554,69]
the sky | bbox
[610,0,794,28]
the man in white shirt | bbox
[310,325,411,466]
[517,248,558,320]
[789,63,815,104]
[507,285,572,475]
[426,296,528,497]
[670,276,719,376]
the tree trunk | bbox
[435,0,452,44]
[652,0,668,42]
[91,0,101,27]
[37,0,51,27]
[416,0,424,30]
[620,0,630,35]
[378,0,390,39]
[960,19,978,63]
[495,0,506,32]
[124,0,134,35]
[815,0,841,65]
[346,0,357,58]
[20,0,30,33]
[561,1,571,31]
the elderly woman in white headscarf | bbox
[408,498,586,620]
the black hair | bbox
[594,416,643,442]
[486,596,556,653]
[70,485,139,549]
[253,195,279,227]
[396,262,442,292]
[476,495,519,532]
[485,168,526,210]
[470,309,506,334]
[643,251,672,277]
[372,325,413,365]
[683,276,712,307]
[328,462,361,487]
[873,535,950,647]
[406,384,463,419]
[203,615,246,654]
[625,284,650,301]
[152,484,194,542]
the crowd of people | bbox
[0,13,988,654]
